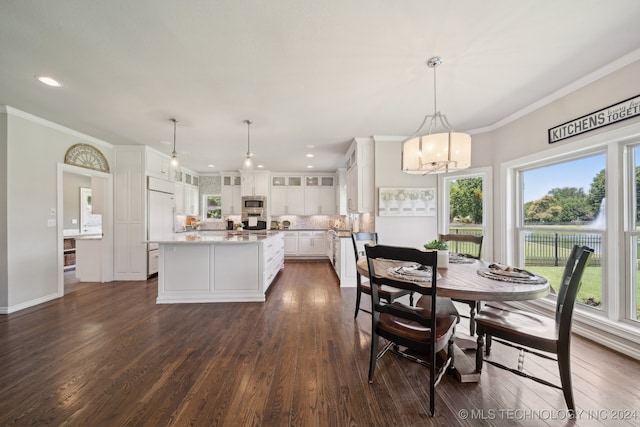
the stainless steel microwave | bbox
[242,196,266,209]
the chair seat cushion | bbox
[415,295,460,322]
[475,304,559,352]
[378,304,457,347]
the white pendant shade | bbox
[242,119,254,171]
[401,56,471,175]
[243,155,254,171]
[402,131,471,174]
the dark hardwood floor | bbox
[2,261,640,426]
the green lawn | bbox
[526,265,602,307]
[449,225,639,317]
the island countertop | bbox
[147,230,282,244]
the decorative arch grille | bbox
[64,143,110,173]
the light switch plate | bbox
[50,208,56,216]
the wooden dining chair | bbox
[351,232,413,318]
[475,245,593,415]
[439,233,484,336]
[364,244,457,416]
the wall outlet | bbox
[47,219,56,227]
[71,219,78,224]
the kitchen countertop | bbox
[147,230,282,244]
[73,234,103,240]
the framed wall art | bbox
[378,187,436,217]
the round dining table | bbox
[356,257,549,302]
[355,256,550,383]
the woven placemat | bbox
[477,268,547,284]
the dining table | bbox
[356,256,550,382]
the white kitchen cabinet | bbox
[75,237,107,282]
[183,184,198,216]
[146,149,171,179]
[174,168,199,215]
[263,233,285,291]
[304,175,336,215]
[333,236,356,287]
[221,174,242,215]
[114,147,147,281]
[241,171,269,196]
[298,231,326,256]
[283,231,299,256]
[174,182,185,213]
[271,176,304,215]
[345,137,374,213]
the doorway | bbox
[57,163,113,296]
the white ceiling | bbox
[2,1,640,173]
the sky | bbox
[522,154,606,202]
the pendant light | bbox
[401,56,471,174]
[243,119,254,171]
[170,118,179,168]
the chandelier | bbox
[401,56,471,174]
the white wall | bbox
[0,113,7,309]
[373,137,438,249]
[2,108,114,312]
[476,59,640,262]
[63,172,91,232]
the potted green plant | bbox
[424,239,449,269]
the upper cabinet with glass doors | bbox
[304,175,336,215]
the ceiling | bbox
[2,1,640,174]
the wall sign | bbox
[548,94,640,144]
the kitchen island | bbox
[148,231,284,304]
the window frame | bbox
[501,121,640,349]
[438,166,493,260]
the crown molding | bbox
[1,105,113,149]
[468,47,640,136]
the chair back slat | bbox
[439,233,483,259]
[557,245,593,337]
[352,232,378,261]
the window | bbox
[519,154,605,311]
[440,167,492,259]
[626,145,640,321]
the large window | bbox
[519,154,606,312]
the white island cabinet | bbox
[152,232,284,303]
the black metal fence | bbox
[448,226,602,267]
[524,232,602,267]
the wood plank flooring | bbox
[2,260,640,426]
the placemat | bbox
[449,254,477,264]
[387,265,439,282]
[477,268,547,284]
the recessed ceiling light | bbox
[306,153,314,158]
[307,165,314,169]
[257,164,264,168]
[306,145,315,149]
[207,164,215,168]
[35,75,63,87]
